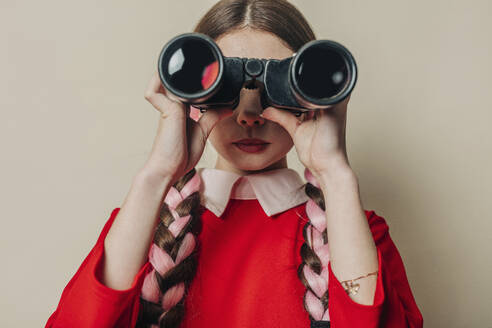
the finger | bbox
[306,110,316,121]
[196,107,234,138]
[187,119,208,170]
[144,72,181,114]
[328,101,349,118]
[189,105,202,122]
[144,71,166,101]
[185,107,233,170]
[260,107,302,136]
[332,93,351,114]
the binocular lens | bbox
[159,33,357,110]
[294,43,348,99]
[164,38,220,94]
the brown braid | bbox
[297,181,330,322]
[136,168,204,327]
[138,0,318,326]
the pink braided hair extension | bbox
[302,168,331,322]
[140,171,201,328]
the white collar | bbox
[196,167,309,218]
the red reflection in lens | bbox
[201,61,219,90]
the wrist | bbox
[135,167,176,193]
[317,164,358,194]
[312,154,354,181]
[138,160,182,185]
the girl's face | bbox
[206,27,295,175]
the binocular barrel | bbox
[158,32,357,112]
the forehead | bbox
[215,28,294,60]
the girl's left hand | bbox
[260,94,352,180]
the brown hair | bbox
[136,1,327,327]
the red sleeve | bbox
[326,210,424,328]
[45,207,152,328]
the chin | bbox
[234,162,270,172]
[228,155,285,172]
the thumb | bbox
[260,106,300,136]
[197,107,234,138]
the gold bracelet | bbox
[340,270,378,295]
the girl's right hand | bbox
[142,71,233,184]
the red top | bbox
[45,201,423,328]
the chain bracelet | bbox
[340,270,378,295]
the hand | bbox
[142,71,233,184]
[260,94,352,180]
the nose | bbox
[235,88,266,127]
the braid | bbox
[297,168,331,324]
[136,168,204,328]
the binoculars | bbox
[157,32,357,114]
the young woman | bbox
[45,1,423,327]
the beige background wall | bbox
[1,0,491,326]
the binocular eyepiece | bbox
[157,32,357,113]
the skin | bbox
[206,27,352,178]
[108,26,378,307]
[205,27,380,306]
[207,28,295,174]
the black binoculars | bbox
[157,33,357,114]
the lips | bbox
[232,138,270,145]
[232,138,270,153]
